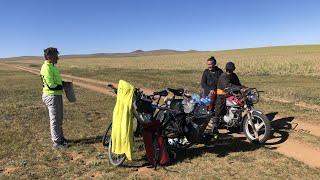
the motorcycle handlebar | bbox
[106,83,167,102]
[107,84,117,94]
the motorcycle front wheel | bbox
[243,111,271,144]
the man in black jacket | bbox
[201,56,223,97]
[201,56,223,136]
[210,61,244,136]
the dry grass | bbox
[7,45,320,76]
[6,45,320,107]
[1,45,320,179]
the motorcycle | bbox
[103,85,271,166]
[155,88,214,148]
[219,87,271,143]
[158,87,271,148]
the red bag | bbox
[142,120,170,167]
[156,135,170,165]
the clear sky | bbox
[0,0,320,58]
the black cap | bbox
[44,47,59,56]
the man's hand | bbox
[241,87,249,93]
[209,90,216,96]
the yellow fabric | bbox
[40,60,63,96]
[111,80,135,160]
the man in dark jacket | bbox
[201,56,223,97]
[209,61,244,136]
[201,56,223,136]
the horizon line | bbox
[1,43,319,59]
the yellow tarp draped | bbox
[111,80,135,160]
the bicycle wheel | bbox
[102,122,112,147]
[103,122,126,166]
[108,136,126,166]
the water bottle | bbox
[191,94,201,104]
[200,96,211,106]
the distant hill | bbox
[0,56,43,61]
[0,49,202,60]
[2,45,320,61]
[62,49,201,59]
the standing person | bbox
[201,56,223,135]
[201,56,223,97]
[41,47,67,149]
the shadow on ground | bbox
[174,134,260,164]
[172,112,296,164]
[68,135,104,145]
[83,111,296,168]
[264,112,295,146]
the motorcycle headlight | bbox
[247,90,259,104]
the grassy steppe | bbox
[1,45,320,179]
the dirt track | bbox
[270,138,320,168]
[263,97,320,112]
[2,62,320,169]
[0,63,154,96]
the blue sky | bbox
[0,0,320,57]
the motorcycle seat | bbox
[153,89,169,97]
[167,88,184,96]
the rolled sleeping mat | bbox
[63,81,76,102]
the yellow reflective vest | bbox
[40,61,63,96]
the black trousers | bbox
[213,95,226,126]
